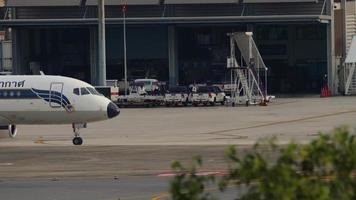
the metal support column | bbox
[342,0,347,58]
[123,4,128,96]
[168,25,178,86]
[90,27,98,85]
[12,28,22,75]
[327,0,337,94]
[98,0,106,86]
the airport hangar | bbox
[0,0,355,94]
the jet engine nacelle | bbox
[8,125,17,138]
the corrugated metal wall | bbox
[245,0,325,16]
[165,0,238,4]
[244,0,318,2]
[12,1,326,19]
[15,7,84,19]
[106,6,164,18]
[6,0,80,7]
[172,4,242,17]
[86,0,159,5]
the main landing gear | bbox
[72,123,87,145]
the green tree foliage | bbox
[170,127,356,200]
[170,155,217,200]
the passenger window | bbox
[73,88,80,95]
[81,87,90,95]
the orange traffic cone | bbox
[320,87,325,98]
[320,86,332,98]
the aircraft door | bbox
[49,82,64,108]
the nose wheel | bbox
[72,123,87,146]
[72,137,83,145]
[73,137,83,145]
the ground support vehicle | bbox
[95,80,120,103]
[212,86,227,105]
[164,86,190,106]
[143,95,164,107]
[117,93,163,107]
[191,86,226,106]
[117,79,164,107]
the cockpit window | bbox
[80,87,90,95]
[87,87,102,96]
[73,88,80,95]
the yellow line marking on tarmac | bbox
[33,137,71,146]
[151,192,170,200]
[201,110,356,136]
[34,137,45,144]
[101,193,165,200]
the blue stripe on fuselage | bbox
[31,88,71,106]
[0,89,38,99]
[0,88,71,109]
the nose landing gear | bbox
[72,123,87,145]
[72,136,83,146]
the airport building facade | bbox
[0,0,355,94]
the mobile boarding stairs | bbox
[344,36,356,95]
[227,32,270,106]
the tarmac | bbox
[1,96,356,199]
[1,96,356,146]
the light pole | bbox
[122,1,128,96]
[98,0,106,86]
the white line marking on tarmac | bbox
[0,163,13,166]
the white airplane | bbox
[0,73,120,145]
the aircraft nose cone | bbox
[107,102,120,119]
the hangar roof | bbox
[6,0,319,6]
[244,0,318,2]
[6,0,81,7]
[85,0,160,6]
[164,0,238,4]
[1,0,330,26]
